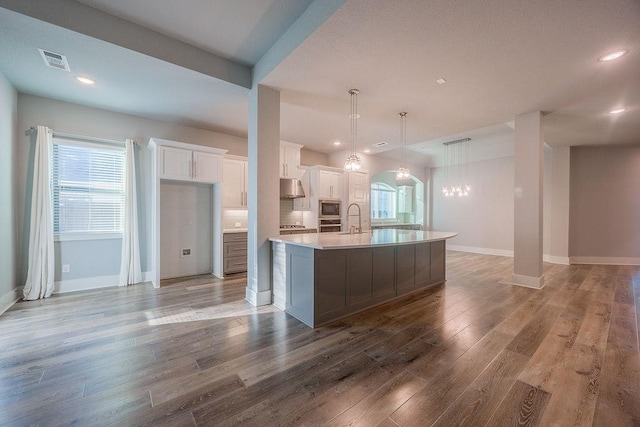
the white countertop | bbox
[223,228,248,233]
[269,229,457,250]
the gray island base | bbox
[270,230,457,328]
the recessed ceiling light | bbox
[75,76,95,85]
[436,77,447,85]
[333,141,341,146]
[364,149,371,153]
[609,107,626,114]
[598,49,628,62]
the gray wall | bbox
[300,148,329,167]
[16,94,248,285]
[15,94,331,287]
[432,156,515,253]
[0,73,17,298]
[570,145,640,259]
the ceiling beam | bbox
[0,0,252,89]
[253,0,345,85]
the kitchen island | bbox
[270,229,457,327]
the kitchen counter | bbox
[271,229,457,327]
[223,228,248,233]
[270,229,456,250]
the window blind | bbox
[51,138,126,235]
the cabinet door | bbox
[159,146,192,180]
[318,170,343,199]
[281,144,300,179]
[318,170,333,198]
[350,172,368,203]
[331,172,343,199]
[193,151,222,183]
[223,159,246,208]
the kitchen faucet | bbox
[347,203,362,234]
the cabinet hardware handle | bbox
[240,192,243,205]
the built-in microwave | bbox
[319,200,341,218]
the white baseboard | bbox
[245,287,273,307]
[544,255,570,265]
[55,274,120,293]
[55,270,153,294]
[0,288,22,316]
[570,256,640,266]
[448,245,514,258]
[512,274,545,289]
[273,296,286,311]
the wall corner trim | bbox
[544,255,570,265]
[0,288,22,316]
[512,274,545,289]
[245,287,272,307]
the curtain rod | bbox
[25,127,135,146]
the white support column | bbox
[246,84,280,306]
[513,111,545,288]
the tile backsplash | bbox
[222,209,248,229]
[222,200,306,229]
[280,199,303,226]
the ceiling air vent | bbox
[38,48,70,72]
[372,141,388,148]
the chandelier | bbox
[344,89,361,171]
[442,138,471,197]
[396,112,410,180]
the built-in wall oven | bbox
[319,200,342,232]
[319,200,341,218]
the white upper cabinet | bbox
[159,146,192,181]
[318,169,343,200]
[193,151,223,183]
[223,157,248,209]
[280,141,302,179]
[154,140,225,184]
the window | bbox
[371,182,396,220]
[52,138,125,236]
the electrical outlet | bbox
[62,264,70,273]
[181,248,192,257]
[235,222,242,227]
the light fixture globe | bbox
[345,154,361,171]
[396,166,410,180]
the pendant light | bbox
[442,138,471,197]
[344,89,361,171]
[396,112,410,180]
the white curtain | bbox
[23,126,55,300]
[119,139,142,286]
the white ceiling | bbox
[1,0,639,167]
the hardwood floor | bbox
[1,252,639,426]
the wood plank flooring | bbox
[1,252,639,426]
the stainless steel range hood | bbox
[280,178,305,199]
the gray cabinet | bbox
[277,239,448,327]
[223,232,247,274]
